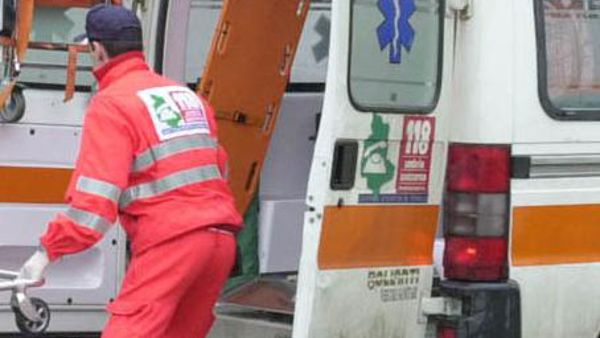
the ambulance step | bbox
[208,310,292,338]
[219,277,296,315]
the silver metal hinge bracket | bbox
[421,296,463,317]
[448,0,473,20]
[132,0,148,13]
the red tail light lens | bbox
[438,326,457,338]
[444,143,510,282]
[444,237,508,281]
[447,144,510,193]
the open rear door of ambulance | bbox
[294,0,453,336]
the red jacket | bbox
[41,52,243,261]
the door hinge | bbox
[448,0,473,20]
[421,297,462,317]
[133,0,148,12]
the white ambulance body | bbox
[288,0,600,337]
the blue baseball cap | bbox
[84,5,142,42]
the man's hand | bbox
[18,248,50,282]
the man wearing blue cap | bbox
[17,4,243,337]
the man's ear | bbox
[93,41,110,62]
[92,41,103,53]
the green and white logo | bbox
[151,94,183,128]
[361,115,395,196]
[138,86,210,141]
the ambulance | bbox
[282,0,599,337]
[0,0,599,337]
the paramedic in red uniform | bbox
[17,4,242,337]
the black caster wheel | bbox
[0,86,25,123]
[13,297,50,336]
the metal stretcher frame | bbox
[0,268,50,335]
[0,0,122,116]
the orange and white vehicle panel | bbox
[511,0,600,337]
[294,0,453,336]
[441,0,600,337]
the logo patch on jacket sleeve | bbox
[137,86,211,140]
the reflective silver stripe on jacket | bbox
[65,207,113,234]
[76,176,121,203]
[120,165,222,208]
[133,135,217,173]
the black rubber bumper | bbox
[438,280,521,338]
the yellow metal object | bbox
[0,81,16,110]
[16,0,35,63]
[199,0,311,214]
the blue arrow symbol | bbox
[376,0,416,64]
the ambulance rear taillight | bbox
[438,326,457,338]
[443,144,510,281]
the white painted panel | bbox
[258,93,321,274]
[0,124,80,167]
[308,267,433,338]
[512,174,600,338]
[512,265,600,338]
[21,89,89,126]
[259,199,305,273]
[449,0,514,144]
[512,176,600,206]
[260,93,322,200]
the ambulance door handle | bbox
[330,140,358,190]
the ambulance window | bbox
[5,7,94,88]
[538,0,600,119]
[348,0,443,113]
[183,0,332,87]
[183,1,221,85]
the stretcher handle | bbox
[0,279,45,291]
[0,269,19,280]
[0,270,44,291]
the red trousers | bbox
[102,227,236,338]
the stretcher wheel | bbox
[13,297,50,336]
[0,87,25,123]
